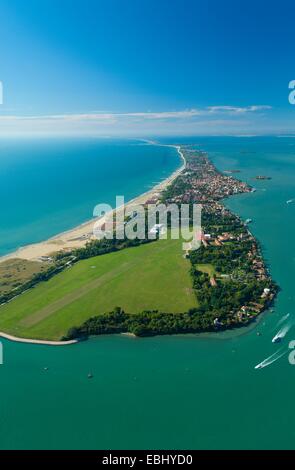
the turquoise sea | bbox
[0,136,295,449]
[0,138,179,256]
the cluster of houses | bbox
[167,151,251,205]
[247,245,268,281]
[235,287,275,322]
[214,287,275,326]
[200,230,242,247]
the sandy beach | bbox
[0,144,185,263]
[0,331,78,346]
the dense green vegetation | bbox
[190,242,254,275]
[202,211,245,234]
[191,267,271,316]
[65,306,216,339]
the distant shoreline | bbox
[0,142,185,264]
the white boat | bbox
[272,324,290,343]
[272,334,281,344]
[287,199,294,204]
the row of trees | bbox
[56,236,152,263]
[64,307,224,340]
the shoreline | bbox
[0,142,185,264]
[0,331,77,346]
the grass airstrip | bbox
[0,237,198,340]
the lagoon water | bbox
[0,137,295,449]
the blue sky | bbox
[0,0,294,136]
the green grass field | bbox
[196,264,216,277]
[0,237,197,340]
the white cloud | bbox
[0,105,273,136]
[0,104,272,122]
[207,105,272,114]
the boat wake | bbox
[272,322,292,343]
[255,316,293,370]
[275,313,290,328]
[254,348,287,370]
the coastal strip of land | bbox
[0,143,277,343]
[0,143,185,264]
